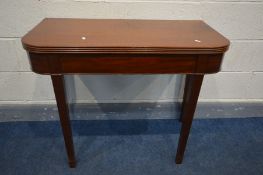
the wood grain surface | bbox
[21,18,230,167]
[22,18,229,54]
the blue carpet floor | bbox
[0,118,263,175]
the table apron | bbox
[28,53,223,74]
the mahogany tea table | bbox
[22,18,230,168]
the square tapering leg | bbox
[51,75,76,168]
[176,74,204,164]
[179,75,191,122]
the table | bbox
[22,18,229,168]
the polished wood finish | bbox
[51,75,76,168]
[176,74,204,163]
[22,18,229,54]
[28,53,223,74]
[21,18,230,168]
[179,75,191,122]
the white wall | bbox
[0,0,263,104]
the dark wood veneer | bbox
[22,18,230,168]
[29,53,223,74]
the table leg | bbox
[175,74,204,164]
[179,75,190,122]
[51,75,76,168]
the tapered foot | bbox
[69,160,76,168]
[175,155,183,164]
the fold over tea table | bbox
[22,18,229,168]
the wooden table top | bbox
[22,18,229,54]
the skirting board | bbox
[0,102,263,122]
